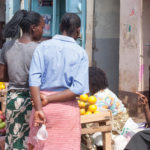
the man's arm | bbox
[136,92,150,126]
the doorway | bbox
[93,0,120,94]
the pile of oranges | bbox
[78,94,100,115]
[0,82,5,90]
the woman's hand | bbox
[136,92,148,106]
[34,110,46,126]
[40,94,49,107]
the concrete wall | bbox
[119,0,142,92]
[93,0,120,94]
[119,0,143,116]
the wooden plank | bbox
[81,126,112,134]
[102,132,112,150]
[81,111,111,124]
[86,0,94,66]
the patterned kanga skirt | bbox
[5,90,32,150]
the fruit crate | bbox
[81,110,112,150]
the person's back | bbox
[28,13,89,150]
[1,40,38,89]
[0,10,44,150]
[30,34,87,94]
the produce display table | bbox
[0,89,7,113]
[81,111,112,150]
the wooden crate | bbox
[81,111,112,150]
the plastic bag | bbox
[112,135,129,150]
[36,124,48,140]
[121,118,138,136]
[92,132,103,146]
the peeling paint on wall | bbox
[121,24,137,49]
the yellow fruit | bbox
[1,84,5,89]
[85,111,92,115]
[80,94,88,102]
[94,111,100,114]
[88,104,97,113]
[80,108,86,115]
[79,101,86,108]
[0,82,5,90]
[88,96,97,104]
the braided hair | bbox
[3,10,42,38]
[89,67,109,95]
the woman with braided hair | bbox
[0,10,44,149]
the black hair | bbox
[60,13,81,36]
[3,10,42,38]
[89,67,109,95]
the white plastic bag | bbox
[112,135,129,150]
[121,118,138,136]
[92,132,103,146]
[36,124,48,140]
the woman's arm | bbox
[41,89,77,106]
[0,64,9,82]
[30,86,46,126]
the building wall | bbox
[119,0,143,116]
[93,0,120,94]
[5,0,20,23]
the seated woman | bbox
[82,67,129,150]
[125,92,150,150]
[89,66,128,134]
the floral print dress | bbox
[5,90,32,150]
[94,88,128,133]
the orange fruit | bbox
[80,108,86,115]
[85,111,92,115]
[88,96,97,104]
[88,104,97,113]
[94,110,100,114]
[79,101,86,108]
[80,94,88,102]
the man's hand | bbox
[136,92,148,105]
[40,94,49,107]
[34,110,46,127]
